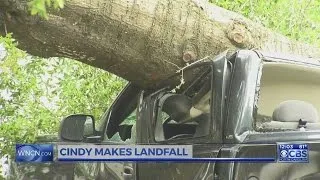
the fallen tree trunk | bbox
[1,0,320,88]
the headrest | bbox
[162,94,192,122]
[272,100,319,123]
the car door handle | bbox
[123,166,134,180]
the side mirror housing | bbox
[59,114,96,142]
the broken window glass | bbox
[155,65,213,141]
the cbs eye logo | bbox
[280,150,288,158]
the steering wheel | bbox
[167,134,193,140]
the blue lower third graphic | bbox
[16,144,53,162]
[278,143,308,163]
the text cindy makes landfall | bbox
[57,145,192,161]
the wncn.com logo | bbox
[16,144,53,162]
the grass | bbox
[212,0,320,46]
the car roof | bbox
[255,50,320,67]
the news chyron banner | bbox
[58,145,192,161]
[15,143,309,163]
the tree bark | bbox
[1,0,320,88]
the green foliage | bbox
[29,0,65,19]
[212,0,320,46]
[0,34,126,158]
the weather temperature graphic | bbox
[278,144,308,163]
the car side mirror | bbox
[59,114,96,142]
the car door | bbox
[7,83,142,180]
[71,83,142,180]
[136,58,229,180]
[99,83,142,180]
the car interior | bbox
[255,62,320,131]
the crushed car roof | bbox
[256,50,320,67]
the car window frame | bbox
[99,83,141,142]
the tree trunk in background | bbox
[1,0,320,88]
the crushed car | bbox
[9,50,320,180]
